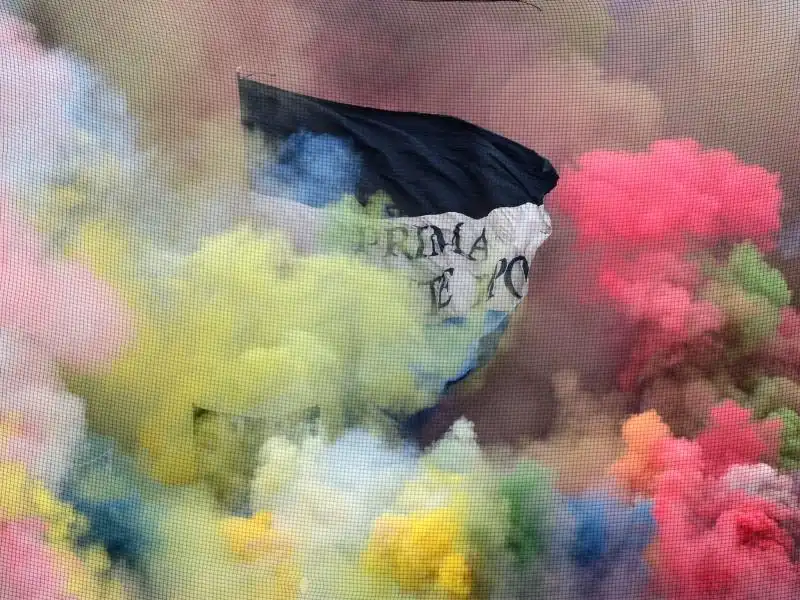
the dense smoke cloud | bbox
[3,1,800,598]
[606,0,800,216]
[19,0,659,176]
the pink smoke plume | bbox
[695,402,781,477]
[0,195,132,370]
[1,14,134,371]
[0,194,132,489]
[554,139,781,252]
[605,0,800,219]
[550,139,783,391]
[0,520,72,600]
[653,475,800,600]
[612,402,796,599]
[612,402,780,494]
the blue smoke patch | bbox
[402,310,511,436]
[442,309,510,388]
[406,310,510,396]
[253,131,362,207]
[61,436,152,568]
[567,494,655,596]
[67,494,148,566]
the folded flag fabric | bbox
[239,76,558,435]
[239,76,558,322]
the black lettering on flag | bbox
[428,268,455,312]
[466,228,489,262]
[413,225,428,259]
[504,255,530,298]
[487,258,507,299]
[353,225,381,253]
[385,226,414,259]
[428,224,464,258]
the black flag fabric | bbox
[238,76,558,220]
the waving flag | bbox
[239,76,557,317]
[238,75,558,434]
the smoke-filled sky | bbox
[7,0,798,443]
[2,0,798,459]
[13,0,800,204]
[4,2,800,598]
